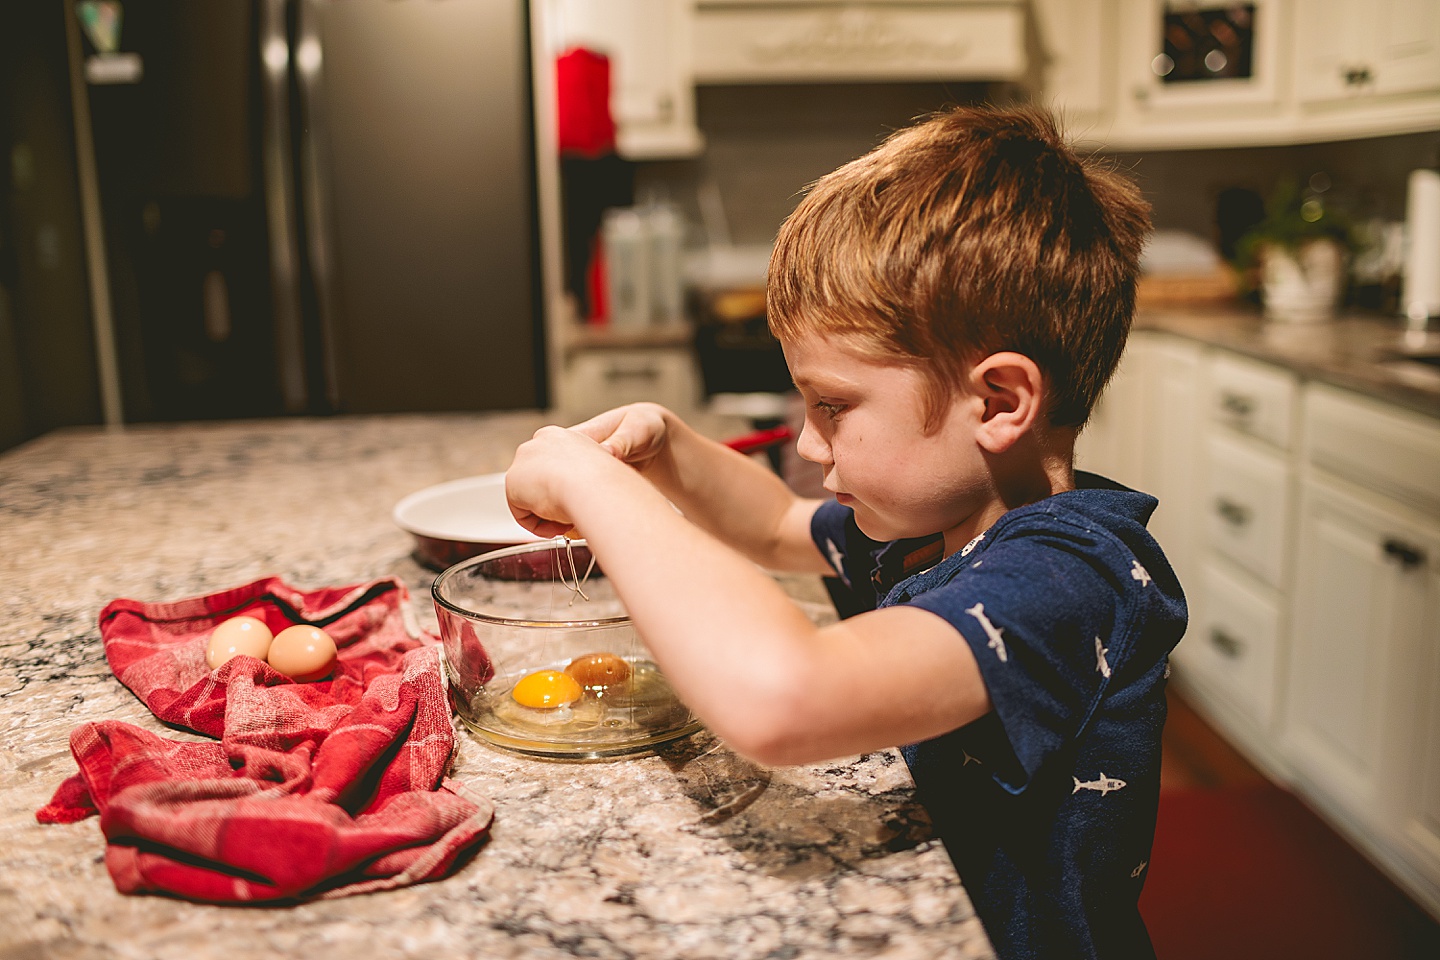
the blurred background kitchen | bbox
[3,1,1439,955]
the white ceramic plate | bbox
[392,473,542,569]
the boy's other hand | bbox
[506,425,624,538]
[570,402,671,472]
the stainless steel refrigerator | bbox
[81,0,546,420]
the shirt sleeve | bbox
[901,515,1140,794]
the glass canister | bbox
[432,539,701,759]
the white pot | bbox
[1260,239,1346,323]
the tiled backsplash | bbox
[634,82,1440,258]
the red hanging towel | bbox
[36,576,493,903]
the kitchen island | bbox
[0,412,994,960]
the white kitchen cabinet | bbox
[1031,0,1114,127]
[1283,383,1440,915]
[1285,469,1440,913]
[1138,333,1205,590]
[1188,558,1284,730]
[1101,332,1440,917]
[1102,0,1440,148]
[1108,0,1290,148]
[1295,0,1440,105]
[1075,330,1147,489]
[691,0,1027,84]
[559,345,701,422]
[547,0,703,159]
[1171,347,1297,761]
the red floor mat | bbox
[1141,785,1440,959]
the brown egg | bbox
[267,624,337,682]
[564,652,631,692]
[206,616,273,670]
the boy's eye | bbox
[811,399,845,419]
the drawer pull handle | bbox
[1214,498,1251,527]
[1382,539,1427,569]
[1220,391,1255,417]
[1209,629,1244,659]
[603,366,661,383]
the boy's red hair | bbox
[767,104,1152,429]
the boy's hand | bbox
[570,402,672,473]
[505,425,624,538]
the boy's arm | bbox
[506,425,992,765]
[569,403,832,575]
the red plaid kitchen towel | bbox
[36,576,493,903]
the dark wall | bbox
[0,1,102,454]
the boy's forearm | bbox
[642,409,828,574]
[558,465,831,752]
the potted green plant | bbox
[1235,177,1356,323]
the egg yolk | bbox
[564,652,631,691]
[511,669,582,709]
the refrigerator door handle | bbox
[294,0,342,411]
[259,0,309,412]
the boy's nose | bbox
[795,417,832,466]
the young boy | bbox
[505,105,1185,959]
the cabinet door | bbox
[1397,503,1440,901]
[1075,334,1146,489]
[1114,0,1287,129]
[1296,0,1440,103]
[1283,475,1437,842]
[1031,0,1112,122]
[1140,335,1204,592]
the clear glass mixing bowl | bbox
[432,539,701,759]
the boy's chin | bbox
[850,509,921,544]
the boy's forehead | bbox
[781,331,899,388]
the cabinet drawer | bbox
[1204,351,1299,450]
[1184,560,1283,729]
[1205,433,1292,588]
[565,348,698,421]
[1303,383,1440,517]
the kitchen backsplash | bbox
[635,81,1440,261]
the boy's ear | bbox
[968,352,1045,454]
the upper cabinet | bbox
[1039,0,1440,149]
[546,0,703,160]
[691,0,1027,84]
[1292,0,1440,138]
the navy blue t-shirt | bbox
[809,473,1186,960]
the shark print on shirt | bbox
[1095,636,1111,679]
[824,538,849,586]
[965,602,1008,663]
[1130,560,1152,587]
[1072,773,1127,796]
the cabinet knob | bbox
[1342,65,1374,87]
[1220,391,1255,417]
[1214,497,1252,527]
[1209,628,1244,659]
[1382,538,1426,569]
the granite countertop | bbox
[1137,304,1440,419]
[0,412,993,960]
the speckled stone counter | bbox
[0,413,993,960]
[1137,305,1440,419]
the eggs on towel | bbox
[205,616,273,670]
[206,617,336,682]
